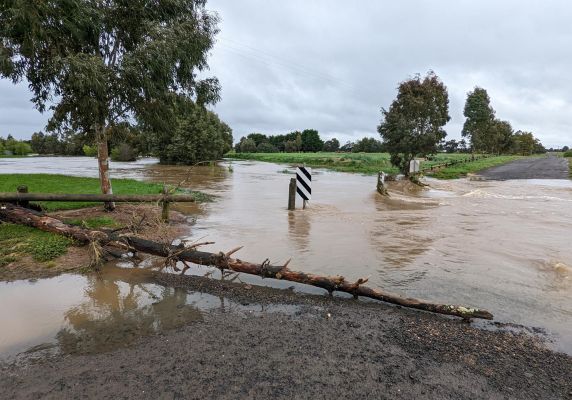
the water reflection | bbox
[288,210,312,253]
[0,265,302,360]
[56,270,203,355]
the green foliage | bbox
[563,150,572,157]
[239,137,257,153]
[0,135,32,155]
[110,143,137,162]
[431,156,522,179]
[300,129,323,152]
[65,216,118,229]
[352,137,384,153]
[461,87,545,154]
[82,144,97,157]
[256,142,278,153]
[462,87,496,152]
[322,138,340,152]
[148,97,232,165]
[0,223,72,266]
[233,130,325,153]
[511,131,544,155]
[440,139,470,153]
[0,174,213,211]
[1,1,221,133]
[378,71,450,174]
[28,234,73,262]
[232,152,396,174]
[246,133,269,147]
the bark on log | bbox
[0,204,493,320]
[0,203,107,243]
[0,193,197,203]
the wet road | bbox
[479,155,569,180]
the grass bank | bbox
[0,174,211,211]
[0,224,72,267]
[430,155,522,179]
[0,174,211,276]
[228,152,523,179]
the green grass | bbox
[228,152,521,178]
[0,174,212,211]
[0,223,72,266]
[430,156,522,179]
[230,152,397,174]
[568,157,572,178]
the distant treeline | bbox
[234,130,385,153]
[1,100,233,164]
[438,132,547,155]
[233,130,549,156]
[0,135,32,155]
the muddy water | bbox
[0,265,300,359]
[1,157,571,355]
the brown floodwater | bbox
[1,157,571,356]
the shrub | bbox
[82,144,98,157]
[111,143,137,161]
[563,150,572,157]
[256,142,278,153]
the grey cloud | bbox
[2,0,572,147]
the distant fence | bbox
[420,154,492,173]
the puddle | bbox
[0,266,302,361]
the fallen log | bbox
[0,203,493,320]
[0,192,197,203]
[0,203,107,243]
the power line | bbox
[215,36,369,94]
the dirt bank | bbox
[479,155,569,180]
[0,204,188,281]
[1,272,570,400]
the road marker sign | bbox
[409,160,420,174]
[296,166,311,201]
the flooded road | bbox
[1,157,571,356]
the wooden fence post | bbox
[288,178,296,210]
[161,185,170,222]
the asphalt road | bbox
[479,155,569,180]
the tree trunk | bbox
[0,204,494,320]
[96,126,115,211]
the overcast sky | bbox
[2,0,572,147]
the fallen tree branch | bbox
[0,204,493,320]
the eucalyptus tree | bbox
[378,72,450,175]
[462,87,496,153]
[0,0,220,209]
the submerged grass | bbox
[0,174,212,211]
[229,152,398,174]
[0,223,72,266]
[229,152,522,179]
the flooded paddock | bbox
[1,157,571,357]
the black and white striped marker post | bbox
[296,166,311,209]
